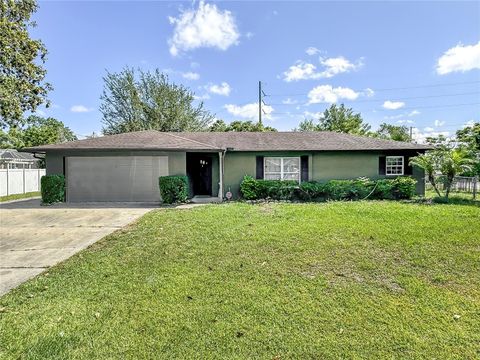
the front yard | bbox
[1,201,479,359]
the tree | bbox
[409,152,441,197]
[209,119,277,132]
[456,122,480,176]
[0,0,52,128]
[296,104,370,135]
[456,122,480,151]
[100,67,214,134]
[0,115,76,149]
[21,115,77,147]
[409,147,472,200]
[374,123,411,142]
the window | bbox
[264,157,300,182]
[386,156,404,175]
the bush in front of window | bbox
[240,175,298,200]
[391,176,417,199]
[159,175,189,204]
[240,175,417,201]
[41,175,66,204]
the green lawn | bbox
[0,191,40,202]
[1,202,479,359]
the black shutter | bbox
[300,155,309,182]
[256,156,264,179]
[378,156,386,175]
[404,156,413,175]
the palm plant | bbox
[409,152,441,197]
[439,149,472,199]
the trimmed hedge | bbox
[159,175,189,204]
[41,175,65,204]
[240,175,417,201]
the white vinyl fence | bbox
[0,168,46,197]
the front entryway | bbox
[187,153,213,196]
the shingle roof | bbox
[23,130,432,152]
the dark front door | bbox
[188,154,213,196]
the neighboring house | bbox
[23,131,431,202]
[0,149,41,169]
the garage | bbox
[66,156,168,202]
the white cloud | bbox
[463,120,476,128]
[408,110,420,116]
[283,56,362,82]
[363,88,375,97]
[70,105,93,113]
[434,119,445,127]
[283,61,318,82]
[182,71,200,80]
[207,82,231,96]
[194,93,210,100]
[307,85,359,104]
[245,31,254,39]
[304,111,323,119]
[305,47,321,56]
[436,41,480,75]
[168,1,240,56]
[383,101,405,110]
[282,98,298,105]
[224,102,273,119]
[396,119,414,124]
[424,127,435,132]
[319,56,363,78]
[412,128,450,144]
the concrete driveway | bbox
[0,199,154,296]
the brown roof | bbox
[23,130,432,152]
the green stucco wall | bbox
[223,151,425,198]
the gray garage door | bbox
[67,156,169,202]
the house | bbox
[0,149,41,169]
[23,131,431,202]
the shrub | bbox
[240,175,298,200]
[391,176,417,199]
[239,175,260,200]
[41,175,65,204]
[159,176,189,204]
[298,181,325,201]
[239,175,417,202]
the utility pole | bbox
[409,126,413,142]
[258,81,262,125]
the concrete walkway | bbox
[0,199,155,296]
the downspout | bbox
[218,148,227,201]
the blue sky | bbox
[32,1,479,141]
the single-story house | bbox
[23,131,431,202]
[0,149,41,169]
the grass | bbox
[424,189,479,206]
[1,201,479,359]
[0,191,40,202]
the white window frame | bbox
[385,156,404,176]
[264,157,301,183]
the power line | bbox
[267,91,480,106]
[266,80,480,97]
[272,102,480,116]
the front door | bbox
[188,155,213,196]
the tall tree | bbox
[100,68,214,134]
[455,122,480,176]
[210,119,277,132]
[0,0,52,128]
[296,104,370,135]
[0,115,76,149]
[374,123,411,142]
